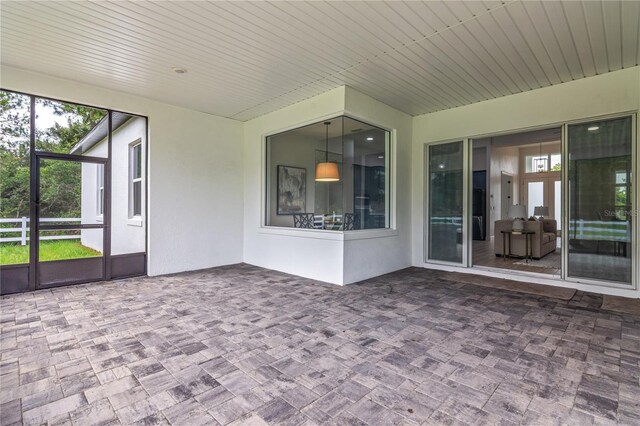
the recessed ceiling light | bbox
[172,67,188,74]
[378,155,384,159]
[587,126,599,131]
[366,137,374,141]
[438,163,445,169]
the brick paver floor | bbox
[1,264,639,425]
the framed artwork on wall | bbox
[277,165,306,215]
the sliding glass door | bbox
[427,141,466,264]
[424,115,636,290]
[566,116,634,285]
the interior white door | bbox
[500,173,513,219]
[523,173,561,221]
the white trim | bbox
[258,226,346,241]
[462,138,471,267]
[635,110,639,292]
[128,139,143,219]
[423,138,466,265]
[563,112,637,290]
[96,163,104,216]
[127,218,143,227]
[257,226,398,241]
[561,123,568,282]
[343,228,398,241]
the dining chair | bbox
[293,213,315,229]
[343,213,361,230]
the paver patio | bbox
[1,264,639,425]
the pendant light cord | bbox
[325,122,330,162]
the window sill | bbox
[343,228,398,241]
[127,217,143,227]
[258,226,398,241]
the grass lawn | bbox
[0,240,102,265]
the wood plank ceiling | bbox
[1,1,638,121]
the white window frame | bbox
[129,140,142,219]
[96,163,104,217]
[525,153,561,173]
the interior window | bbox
[265,116,390,231]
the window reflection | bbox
[428,142,463,263]
[567,116,633,284]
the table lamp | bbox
[507,204,527,232]
[534,206,549,219]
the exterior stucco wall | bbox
[80,117,147,255]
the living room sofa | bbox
[494,219,557,259]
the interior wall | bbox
[267,134,318,227]
[412,66,640,297]
[489,146,519,237]
[472,146,487,172]
[1,66,245,276]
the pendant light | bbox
[315,121,340,182]
[535,141,545,172]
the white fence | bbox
[570,219,631,242]
[0,217,81,245]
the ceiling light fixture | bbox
[366,137,374,141]
[378,155,384,159]
[315,121,340,182]
[172,67,188,74]
[587,125,599,132]
[535,141,545,172]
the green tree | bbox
[1,91,31,218]
[1,91,106,219]
[0,90,30,153]
[38,99,106,153]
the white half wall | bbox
[412,66,640,298]
[1,66,245,276]
[242,86,413,285]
